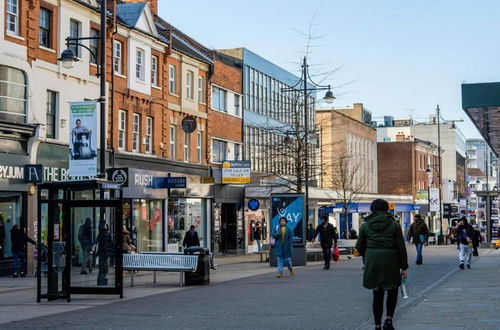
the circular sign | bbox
[111,169,128,185]
[181,116,197,133]
[248,199,260,211]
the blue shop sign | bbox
[152,176,187,189]
[248,199,260,211]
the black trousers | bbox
[321,244,332,266]
[473,246,479,256]
[372,288,398,326]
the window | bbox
[69,19,81,57]
[46,90,57,139]
[197,132,202,163]
[234,94,240,116]
[198,76,205,103]
[212,87,227,112]
[169,125,176,160]
[132,113,140,152]
[39,8,52,48]
[169,65,176,94]
[145,117,153,154]
[89,28,100,65]
[184,132,190,162]
[234,143,241,161]
[6,0,19,35]
[113,40,122,74]
[212,139,227,163]
[135,48,145,81]
[0,66,27,123]
[186,70,194,99]
[151,55,158,86]
[118,110,126,150]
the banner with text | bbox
[68,101,97,177]
[270,193,305,245]
[429,188,440,212]
[222,161,251,184]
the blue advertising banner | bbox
[270,194,305,245]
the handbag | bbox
[332,246,340,262]
[269,237,276,248]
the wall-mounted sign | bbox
[152,176,187,189]
[222,161,251,184]
[107,168,129,187]
[68,101,98,177]
[181,116,197,133]
[24,164,43,183]
[248,199,260,211]
[270,193,305,245]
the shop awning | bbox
[462,82,500,157]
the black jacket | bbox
[253,226,262,240]
[183,230,200,248]
[314,223,338,247]
[456,224,474,245]
[472,230,482,247]
[10,228,36,253]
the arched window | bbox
[0,66,27,123]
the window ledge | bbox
[210,107,242,119]
[90,63,98,67]
[169,92,179,97]
[39,46,56,53]
[135,78,146,85]
[152,85,162,90]
[6,32,25,41]
[114,73,127,79]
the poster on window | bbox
[68,101,98,177]
[270,193,305,245]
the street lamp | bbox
[57,2,107,178]
[425,168,432,218]
[282,57,334,236]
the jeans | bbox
[322,244,332,266]
[277,256,292,274]
[256,239,262,252]
[415,243,423,263]
[459,244,472,265]
[12,250,26,275]
[373,288,399,326]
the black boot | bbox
[382,319,394,330]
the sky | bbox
[158,0,500,139]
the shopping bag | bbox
[332,246,340,262]
[270,237,276,248]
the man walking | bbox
[457,217,474,269]
[407,214,429,265]
[183,225,200,248]
[313,216,338,270]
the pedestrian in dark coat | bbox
[472,225,482,257]
[313,216,338,270]
[407,214,429,265]
[78,218,93,274]
[10,225,36,277]
[254,222,263,251]
[183,225,200,248]
[355,199,408,330]
[457,217,474,269]
[272,217,294,278]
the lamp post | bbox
[58,2,107,178]
[282,57,335,235]
[425,168,432,220]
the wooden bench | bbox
[123,254,198,287]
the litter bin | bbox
[184,247,210,285]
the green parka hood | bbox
[365,211,394,232]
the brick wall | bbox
[378,142,414,195]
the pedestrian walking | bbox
[254,221,263,251]
[313,216,338,270]
[307,223,315,242]
[10,225,36,277]
[78,218,93,274]
[183,225,200,248]
[407,214,429,265]
[272,217,294,278]
[355,199,408,330]
[457,217,474,269]
[472,225,482,257]
[122,225,136,254]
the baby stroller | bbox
[71,131,96,160]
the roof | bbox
[116,2,146,27]
[316,109,376,131]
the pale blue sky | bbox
[159,0,500,138]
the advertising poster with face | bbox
[68,101,98,177]
[270,194,305,245]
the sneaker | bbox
[289,268,295,276]
[276,273,283,278]
[80,270,88,275]
[323,266,327,270]
[459,263,464,270]
[467,265,471,269]
[13,273,19,278]
[382,319,395,330]
[326,265,330,270]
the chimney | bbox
[121,0,158,15]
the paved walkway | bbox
[397,248,500,330]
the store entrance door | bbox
[221,204,237,253]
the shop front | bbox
[212,185,245,254]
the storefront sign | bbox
[107,168,129,187]
[270,193,305,245]
[153,176,187,189]
[24,164,43,183]
[222,161,251,184]
[181,116,197,133]
[416,189,428,200]
[123,168,169,199]
[248,199,260,211]
[429,188,440,212]
[68,101,98,177]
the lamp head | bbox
[58,48,78,69]
[324,90,335,104]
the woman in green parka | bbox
[356,199,408,330]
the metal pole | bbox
[303,57,310,238]
[437,105,443,244]
[485,144,491,242]
[99,0,107,177]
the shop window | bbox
[132,199,163,252]
[0,192,23,260]
[0,66,27,124]
[167,198,205,252]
